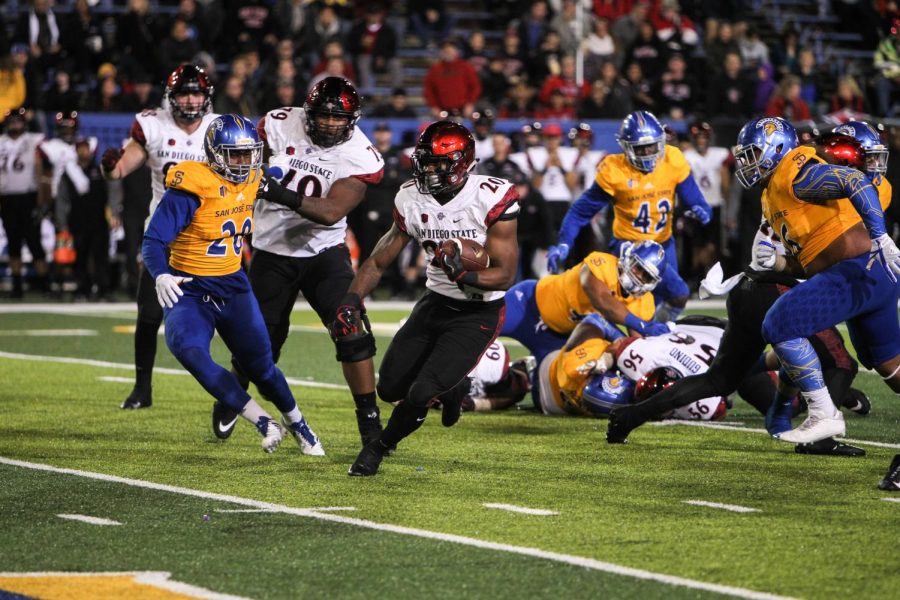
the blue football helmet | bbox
[832,121,889,177]
[733,117,798,189]
[582,370,635,417]
[204,114,263,183]
[617,111,666,173]
[618,240,667,297]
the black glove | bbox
[331,292,367,339]
[101,147,124,176]
[258,167,302,211]
[435,241,478,285]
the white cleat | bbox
[282,417,325,456]
[774,410,845,444]
[257,417,284,453]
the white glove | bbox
[750,240,786,272]
[868,233,900,283]
[155,274,193,309]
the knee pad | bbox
[334,331,376,363]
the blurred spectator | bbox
[704,21,740,76]
[510,123,578,232]
[706,51,752,120]
[159,18,201,79]
[518,1,552,63]
[297,5,345,67]
[569,122,606,192]
[874,21,900,117]
[529,30,565,85]
[261,39,304,91]
[370,87,417,118]
[624,61,655,111]
[499,79,538,118]
[513,173,553,279]
[120,71,159,112]
[611,1,650,51]
[583,17,618,80]
[13,0,62,70]
[43,70,82,114]
[500,31,526,81]
[553,0,593,56]
[656,52,696,120]
[737,24,770,69]
[275,0,311,40]
[423,40,481,118]
[792,48,822,113]
[312,41,357,83]
[480,58,514,107]
[624,20,666,80]
[83,76,126,112]
[116,0,162,80]
[465,32,490,75]
[214,75,258,116]
[8,45,41,111]
[593,0,632,22]
[408,0,453,48]
[471,110,496,160]
[347,3,402,91]
[765,74,811,121]
[260,61,303,111]
[176,0,216,46]
[308,55,355,89]
[61,0,108,85]
[829,75,868,115]
[651,0,700,54]
[538,55,589,109]
[0,54,26,117]
[536,89,576,119]
[752,62,776,114]
[477,133,525,181]
[771,26,800,77]
[596,61,632,112]
[220,0,279,61]
[578,79,621,118]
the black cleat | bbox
[794,437,865,457]
[842,387,871,416]
[121,387,152,409]
[212,401,240,439]
[606,405,643,444]
[441,395,462,427]
[878,454,900,491]
[356,408,383,448]
[348,440,389,476]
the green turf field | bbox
[0,304,898,600]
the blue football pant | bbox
[500,279,570,365]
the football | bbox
[442,238,490,271]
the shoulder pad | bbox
[165,161,216,196]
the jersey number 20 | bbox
[207,218,252,256]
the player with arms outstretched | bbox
[547,111,712,322]
[731,116,900,448]
[101,64,219,410]
[141,114,323,456]
[215,77,386,448]
[336,121,519,476]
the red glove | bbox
[101,147,124,176]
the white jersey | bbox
[683,146,730,208]
[39,137,97,198]
[255,107,384,257]
[468,340,510,400]
[510,146,579,202]
[0,132,44,195]
[474,136,494,162]
[393,173,519,302]
[616,322,726,420]
[572,149,606,193]
[131,109,218,226]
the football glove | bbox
[155,274,193,309]
[258,166,302,211]
[100,147,124,176]
[684,205,711,225]
[624,313,670,337]
[332,293,367,339]
[750,239,786,272]
[868,233,900,283]
[546,243,570,274]
[435,240,478,285]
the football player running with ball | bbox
[216,77,386,448]
[337,121,519,477]
[102,64,220,410]
[141,114,323,456]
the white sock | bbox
[240,398,272,425]
[803,388,838,417]
[282,407,303,425]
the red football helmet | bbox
[54,110,79,143]
[814,132,865,172]
[412,120,476,195]
[4,107,27,136]
[303,76,361,148]
[633,367,682,404]
[568,122,594,145]
[165,64,213,121]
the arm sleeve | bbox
[558,181,612,247]
[675,175,711,212]
[792,162,886,238]
[141,188,200,279]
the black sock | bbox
[353,392,378,413]
[380,402,428,448]
[134,319,160,391]
[11,274,23,295]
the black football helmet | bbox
[165,64,214,122]
[633,367,682,403]
[412,121,476,195]
[55,110,78,143]
[471,109,495,140]
[3,107,27,137]
[304,76,361,148]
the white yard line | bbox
[652,420,900,449]
[0,329,96,336]
[483,503,559,516]
[97,376,134,383]
[0,457,793,600]
[882,497,900,503]
[215,507,355,513]
[683,501,760,514]
[0,571,251,600]
[55,514,122,526]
